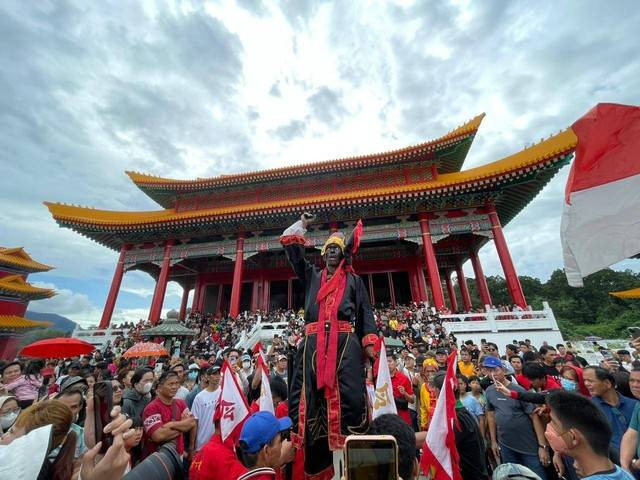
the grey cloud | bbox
[270,119,307,141]
[307,86,347,127]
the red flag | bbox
[562,103,640,286]
[420,350,462,480]
[219,360,250,442]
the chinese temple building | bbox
[0,247,54,359]
[45,114,577,328]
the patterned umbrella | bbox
[20,337,95,358]
[123,342,169,358]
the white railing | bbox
[72,327,127,349]
[440,301,560,334]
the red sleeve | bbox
[249,401,260,415]
[143,401,164,437]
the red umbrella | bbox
[20,337,95,358]
[123,342,169,358]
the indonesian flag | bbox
[219,360,250,442]
[420,350,462,480]
[372,338,397,419]
[257,353,275,414]
[562,103,640,286]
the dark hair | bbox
[157,370,179,385]
[584,366,615,389]
[505,344,518,352]
[522,361,546,380]
[237,435,279,468]
[464,340,474,346]
[617,350,631,356]
[613,371,632,398]
[468,375,480,383]
[539,346,556,355]
[556,344,565,349]
[369,414,415,480]
[270,376,288,402]
[522,351,538,363]
[25,359,45,380]
[546,390,611,456]
[508,355,521,362]
[456,374,469,392]
[486,342,498,350]
[131,367,153,387]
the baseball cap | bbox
[277,354,287,361]
[240,411,292,453]
[482,356,503,369]
[205,364,221,375]
[435,348,447,355]
[241,354,251,362]
[406,353,416,360]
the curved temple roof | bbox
[126,114,485,207]
[0,275,56,300]
[0,247,53,273]
[45,126,578,250]
[0,315,52,330]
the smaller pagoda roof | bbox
[0,247,53,273]
[0,315,51,330]
[139,309,197,337]
[0,275,56,300]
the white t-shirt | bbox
[191,388,221,450]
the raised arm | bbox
[280,214,315,289]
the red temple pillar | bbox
[488,207,527,309]
[262,279,270,313]
[179,286,190,321]
[148,240,174,325]
[191,277,201,313]
[418,213,445,310]
[367,274,375,305]
[251,281,259,312]
[388,272,396,306]
[408,269,420,303]
[445,272,458,312]
[456,262,472,312]
[470,250,492,309]
[287,279,293,310]
[229,234,245,318]
[99,243,131,329]
[417,268,429,304]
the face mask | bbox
[243,361,251,369]
[561,378,578,391]
[1,411,18,430]
[137,382,152,394]
[544,423,570,455]
[188,371,198,381]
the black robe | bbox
[284,240,377,478]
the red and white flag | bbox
[562,103,640,286]
[254,341,267,364]
[372,338,397,419]
[219,360,250,442]
[420,350,462,480]
[257,354,275,414]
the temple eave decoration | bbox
[0,247,54,273]
[0,275,56,300]
[44,127,577,250]
[0,315,52,330]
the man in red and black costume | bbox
[280,213,378,479]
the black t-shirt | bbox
[542,363,559,378]
[455,406,488,480]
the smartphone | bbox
[93,381,114,454]
[628,327,640,339]
[600,349,613,360]
[344,435,398,480]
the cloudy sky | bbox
[2,0,639,327]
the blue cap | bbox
[482,356,503,369]
[240,411,292,454]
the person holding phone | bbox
[280,212,378,479]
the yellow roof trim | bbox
[610,287,640,299]
[126,113,486,187]
[0,315,52,329]
[0,275,56,296]
[46,128,577,227]
[0,247,53,272]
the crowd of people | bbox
[1,302,640,480]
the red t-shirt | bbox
[390,370,414,426]
[142,397,188,455]
[190,434,248,480]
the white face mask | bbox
[137,382,152,394]
[1,411,18,430]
